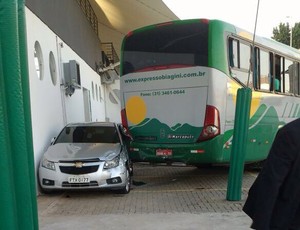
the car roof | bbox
[65,122,117,128]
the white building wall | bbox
[78,60,106,122]
[104,79,121,123]
[25,8,115,178]
[26,8,65,173]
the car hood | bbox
[43,143,122,162]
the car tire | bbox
[116,168,131,194]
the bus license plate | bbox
[68,176,90,183]
[156,149,172,156]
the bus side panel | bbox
[223,88,298,163]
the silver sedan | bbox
[38,122,133,194]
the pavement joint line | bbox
[40,193,67,215]
[131,188,250,193]
[133,175,228,178]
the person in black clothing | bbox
[243,118,300,230]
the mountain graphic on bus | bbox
[223,104,285,153]
[129,118,202,143]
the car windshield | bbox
[55,126,120,144]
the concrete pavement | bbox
[38,163,256,229]
[39,212,252,230]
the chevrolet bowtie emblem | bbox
[74,162,84,168]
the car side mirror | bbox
[119,126,132,140]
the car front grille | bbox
[59,158,100,163]
[62,181,99,188]
[59,158,101,175]
[59,165,99,174]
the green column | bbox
[17,0,39,229]
[0,36,19,230]
[226,88,252,201]
[0,1,38,229]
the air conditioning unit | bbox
[64,60,81,89]
[101,71,115,84]
[99,62,120,85]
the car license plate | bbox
[68,176,90,183]
[156,149,172,156]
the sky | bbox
[163,0,300,38]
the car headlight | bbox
[41,158,56,171]
[104,155,120,169]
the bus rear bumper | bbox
[128,138,225,165]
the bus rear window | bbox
[122,22,208,75]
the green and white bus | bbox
[120,19,300,166]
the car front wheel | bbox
[116,168,131,194]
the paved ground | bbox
[38,163,258,229]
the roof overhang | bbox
[90,0,179,56]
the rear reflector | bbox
[191,150,205,154]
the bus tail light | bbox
[121,109,132,138]
[198,105,220,142]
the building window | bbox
[99,86,102,101]
[91,82,95,100]
[95,84,98,101]
[34,41,44,80]
[49,51,57,85]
